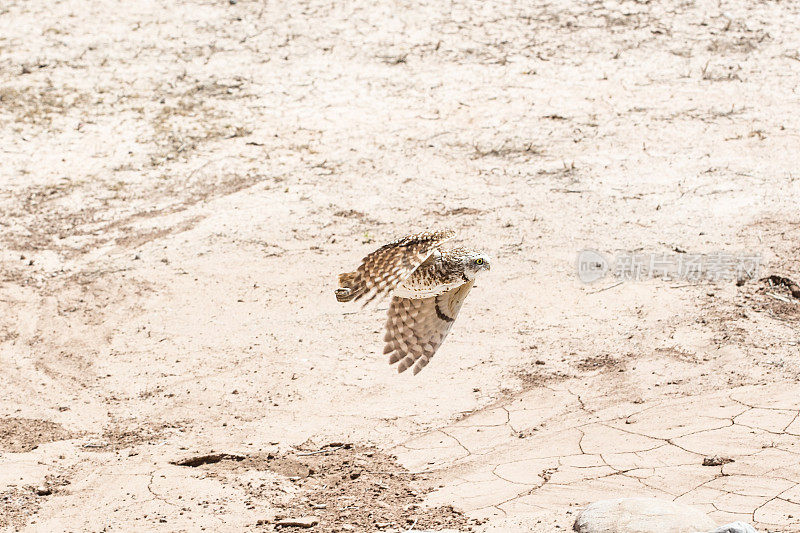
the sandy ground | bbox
[1,0,800,531]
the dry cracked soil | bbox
[1,0,800,531]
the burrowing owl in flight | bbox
[335,230,490,375]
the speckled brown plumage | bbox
[383,280,474,375]
[335,229,455,304]
[335,230,490,375]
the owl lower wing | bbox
[383,281,474,375]
[346,229,455,305]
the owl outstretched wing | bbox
[335,229,455,305]
[383,280,474,375]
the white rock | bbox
[706,523,757,533]
[573,497,716,533]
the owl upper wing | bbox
[337,229,455,305]
[383,280,474,375]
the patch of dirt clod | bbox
[0,417,73,453]
[173,444,476,532]
[94,420,176,451]
[0,475,70,529]
[761,275,800,299]
[575,354,624,372]
[513,367,571,391]
[0,487,41,530]
[751,275,800,322]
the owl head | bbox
[461,250,491,280]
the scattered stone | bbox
[34,486,51,496]
[573,497,716,533]
[703,456,734,466]
[274,516,319,528]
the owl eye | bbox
[475,258,484,265]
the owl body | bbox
[393,248,476,299]
[335,231,490,375]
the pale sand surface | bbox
[1,0,800,531]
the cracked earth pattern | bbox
[396,383,800,531]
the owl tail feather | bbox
[335,271,364,302]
